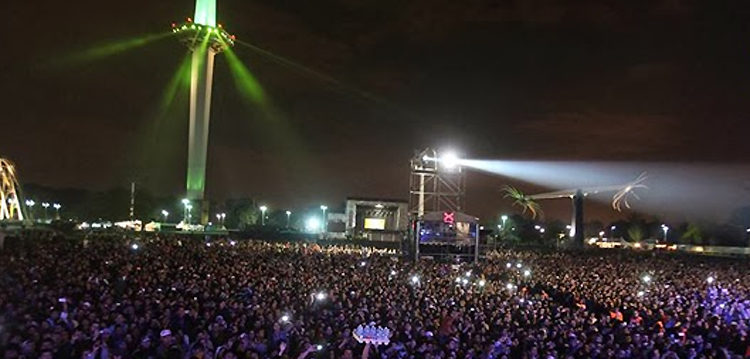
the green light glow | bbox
[234,39,388,106]
[60,32,173,65]
[223,46,267,105]
[194,0,216,27]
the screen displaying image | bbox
[364,218,386,230]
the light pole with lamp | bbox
[53,203,61,219]
[161,210,169,222]
[181,199,190,223]
[661,224,669,242]
[260,205,268,226]
[285,210,292,228]
[186,204,193,224]
[25,200,35,221]
[320,205,328,233]
[41,202,50,222]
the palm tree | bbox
[502,185,543,220]
[627,224,645,242]
[681,223,703,245]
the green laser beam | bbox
[224,45,267,106]
[234,39,393,108]
[133,53,192,181]
[59,32,174,66]
[155,53,192,131]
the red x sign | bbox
[443,212,455,224]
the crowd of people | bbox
[1,234,749,358]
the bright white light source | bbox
[281,315,290,322]
[440,151,459,169]
[465,270,472,277]
[411,275,420,284]
[305,217,321,232]
[455,277,462,283]
[315,292,326,301]
[642,275,652,283]
[478,279,486,287]
[515,263,522,269]
[131,243,139,250]
[637,291,645,297]
[523,270,531,277]
[390,270,397,276]
[360,261,366,267]
[707,276,715,284]
[506,262,512,268]
[230,240,236,246]
[316,345,323,351]
[461,278,468,285]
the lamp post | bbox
[661,224,669,242]
[220,213,226,227]
[181,199,190,223]
[161,210,169,222]
[186,204,193,224]
[320,205,328,233]
[260,205,268,226]
[610,225,616,238]
[285,210,292,228]
[25,200,35,221]
[501,214,508,229]
[41,202,50,222]
[53,203,61,219]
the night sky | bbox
[2,0,750,221]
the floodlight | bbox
[440,151,459,169]
[305,217,321,232]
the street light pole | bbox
[320,205,328,234]
[41,202,50,222]
[53,203,61,220]
[25,200,35,221]
[181,199,190,223]
[285,210,291,228]
[661,224,669,242]
[161,210,169,223]
[260,205,268,226]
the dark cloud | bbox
[2,0,750,221]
